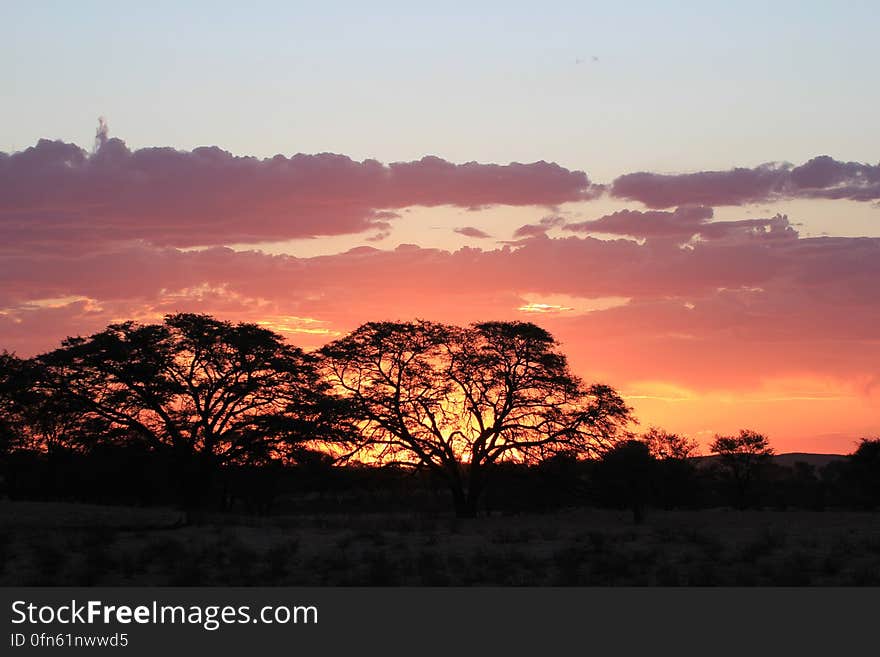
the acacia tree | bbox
[710,429,774,508]
[38,313,333,509]
[319,320,634,517]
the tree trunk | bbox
[177,449,218,523]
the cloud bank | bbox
[565,206,797,242]
[2,135,878,448]
[611,156,880,208]
[0,138,599,252]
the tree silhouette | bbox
[641,427,699,460]
[594,439,655,523]
[848,438,880,508]
[319,320,633,517]
[0,352,31,455]
[710,429,774,508]
[640,427,701,509]
[37,313,331,513]
[0,351,95,455]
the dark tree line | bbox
[0,314,633,517]
[1,313,878,518]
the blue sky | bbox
[3,1,879,180]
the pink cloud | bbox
[454,226,493,239]
[2,226,877,361]
[565,206,797,243]
[611,156,880,208]
[512,215,566,239]
[0,139,599,252]
[1,219,878,450]
[3,135,879,449]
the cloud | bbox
[567,206,713,236]
[454,226,492,239]
[0,138,600,252]
[518,303,574,313]
[611,156,880,208]
[1,220,878,455]
[2,134,880,446]
[512,215,566,239]
[2,225,877,354]
[565,206,798,243]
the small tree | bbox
[710,429,774,508]
[641,427,700,460]
[848,438,880,508]
[641,427,701,509]
[593,439,655,523]
[320,320,634,517]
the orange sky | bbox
[0,138,878,454]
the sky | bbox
[1,1,878,453]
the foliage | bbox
[36,313,330,465]
[320,320,634,516]
[0,351,94,454]
[847,438,880,508]
[641,427,700,460]
[710,429,774,508]
[593,439,655,523]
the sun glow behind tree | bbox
[320,319,634,516]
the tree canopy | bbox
[642,427,700,460]
[37,313,330,465]
[320,319,633,515]
[2,314,639,517]
[710,429,774,508]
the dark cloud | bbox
[454,226,492,239]
[0,139,599,252]
[789,155,880,200]
[565,206,797,243]
[566,206,714,237]
[512,215,566,239]
[611,156,880,208]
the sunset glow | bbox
[2,2,878,456]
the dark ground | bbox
[3,500,880,586]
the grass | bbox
[2,501,880,585]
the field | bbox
[3,501,880,586]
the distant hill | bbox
[692,452,846,469]
[771,453,846,469]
